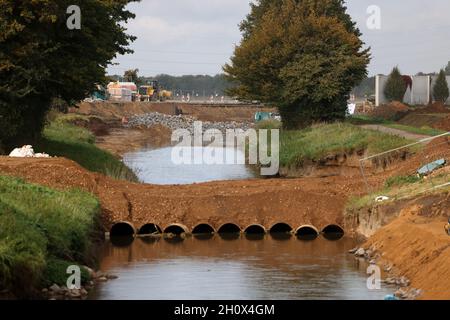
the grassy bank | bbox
[276,122,414,168]
[348,115,445,136]
[347,170,450,211]
[36,115,137,181]
[0,175,98,297]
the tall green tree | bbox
[224,0,370,128]
[433,69,449,104]
[445,61,450,76]
[0,0,137,151]
[384,67,406,102]
[124,68,140,84]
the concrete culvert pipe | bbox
[138,223,162,235]
[192,223,215,235]
[163,224,189,235]
[217,223,241,234]
[270,223,293,234]
[296,225,319,240]
[322,224,345,240]
[244,224,266,234]
[110,222,136,237]
[322,225,345,234]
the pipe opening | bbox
[270,223,293,234]
[218,223,241,234]
[296,226,319,240]
[164,224,188,236]
[192,224,215,235]
[138,223,162,236]
[110,222,135,237]
[322,224,345,240]
[244,225,266,234]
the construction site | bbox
[2,0,450,306]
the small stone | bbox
[355,248,365,257]
[80,288,88,296]
[69,289,81,298]
[97,276,108,282]
[385,277,396,285]
[49,284,60,292]
[348,248,358,254]
[41,288,49,293]
[83,266,96,279]
[106,274,118,280]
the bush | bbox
[385,175,421,188]
[433,69,449,103]
[384,67,407,102]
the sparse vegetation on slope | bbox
[36,115,137,181]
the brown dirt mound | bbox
[370,101,409,121]
[363,192,450,300]
[420,102,450,114]
[0,157,360,234]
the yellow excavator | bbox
[138,81,172,102]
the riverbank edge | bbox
[344,190,450,300]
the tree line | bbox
[0,0,137,152]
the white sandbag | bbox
[9,145,50,158]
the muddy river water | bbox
[90,147,395,300]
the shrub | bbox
[384,67,407,102]
[433,69,450,103]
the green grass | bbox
[0,176,99,296]
[278,122,414,168]
[348,115,445,136]
[347,171,450,211]
[36,117,137,182]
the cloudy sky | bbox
[108,0,450,77]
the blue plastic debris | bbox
[384,294,399,301]
[417,159,446,176]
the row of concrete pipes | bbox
[109,222,345,239]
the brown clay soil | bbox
[0,156,370,234]
[398,102,450,131]
[369,101,410,121]
[2,101,449,299]
[363,192,450,300]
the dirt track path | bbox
[360,124,431,141]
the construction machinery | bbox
[138,81,172,102]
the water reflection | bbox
[123,147,256,185]
[92,236,395,300]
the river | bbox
[90,147,395,300]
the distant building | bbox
[107,82,137,102]
[375,74,450,106]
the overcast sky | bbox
[108,0,450,77]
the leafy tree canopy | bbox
[0,0,137,150]
[224,0,370,128]
[384,67,406,102]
